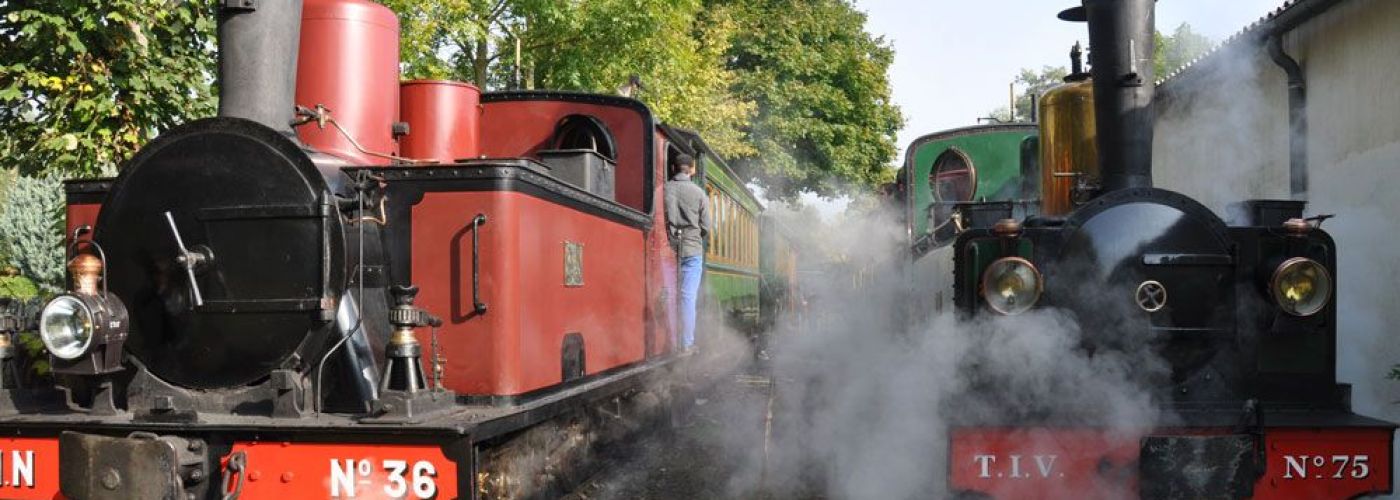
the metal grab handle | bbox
[471,214,488,315]
[221,450,247,500]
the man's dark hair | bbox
[674,154,695,169]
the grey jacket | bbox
[665,173,711,258]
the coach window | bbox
[930,147,977,203]
[696,153,712,186]
[928,148,976,235]
[707,188,714,252]
[722,196,732,262]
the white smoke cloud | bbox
[734,203,1169,499]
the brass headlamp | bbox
[980,257,1043,315]
[1270,257,1332,317]
[39,242,128,374]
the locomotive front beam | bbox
[0,355,684,499]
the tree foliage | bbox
[384,0,900,198]
[989,24,1213,122]
[990,65,1070,123]
[715,0,903,198]
[0,0,218,177]
[0,175,65,294]
[1155,22,1214,78]
[0,169,17,268]
[381,0,755,159]
[1,0,902,196]
[0,275,39,299]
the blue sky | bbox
[854,0,1286,165]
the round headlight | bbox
[39,295,95,360]
[1271,257,1332,317]
[981,257,1043,315]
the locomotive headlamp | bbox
[39,295,95,360]
[1271,257,1332,317]
[980,257,1043,315]
[39,250,128,373]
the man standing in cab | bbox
[666,154,710,353]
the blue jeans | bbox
[678,255,703,350]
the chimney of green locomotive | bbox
[216,0,304,135]
[1064,0,1157,192]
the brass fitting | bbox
[1283,218,1311,236]
[992,218,1023,238]
[389,326,420,348]
[68,253,103,296]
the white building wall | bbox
[1293,0,1400,441]
[1153,0,1400,482]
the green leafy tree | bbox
[1156,23,1214,78]
[0,1,217,177]
[990,24,1212,121]
[0,169,17,268]
[0,175,65,294]
[381,0,755,158]
[0,275,39,299]
[524,0,755,158]
[990,66,1070,123]
[715,0,903,199]
[383,0,904,197]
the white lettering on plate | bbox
[0,449,36,488]
[974,453,1061,479]
[329,458,439,498]
[9,451,32,488]
[1282,455,1369,480]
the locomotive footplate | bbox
[58,431,210,500]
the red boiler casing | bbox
[400,80,482,163]
[296,0,400,165]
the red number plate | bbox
[949,426,1394,499]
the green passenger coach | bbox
[663,127,765,336]
[700,144,763,330]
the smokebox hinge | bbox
[221,0,257,12]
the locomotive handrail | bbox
[294,104,437,165]
[471,213,488,315]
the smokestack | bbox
[1081,0,1156,192]
[217,0,304,135]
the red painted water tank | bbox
[400,80,482,163]
[295,0,400,165]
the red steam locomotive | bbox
[0,0,738,498]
